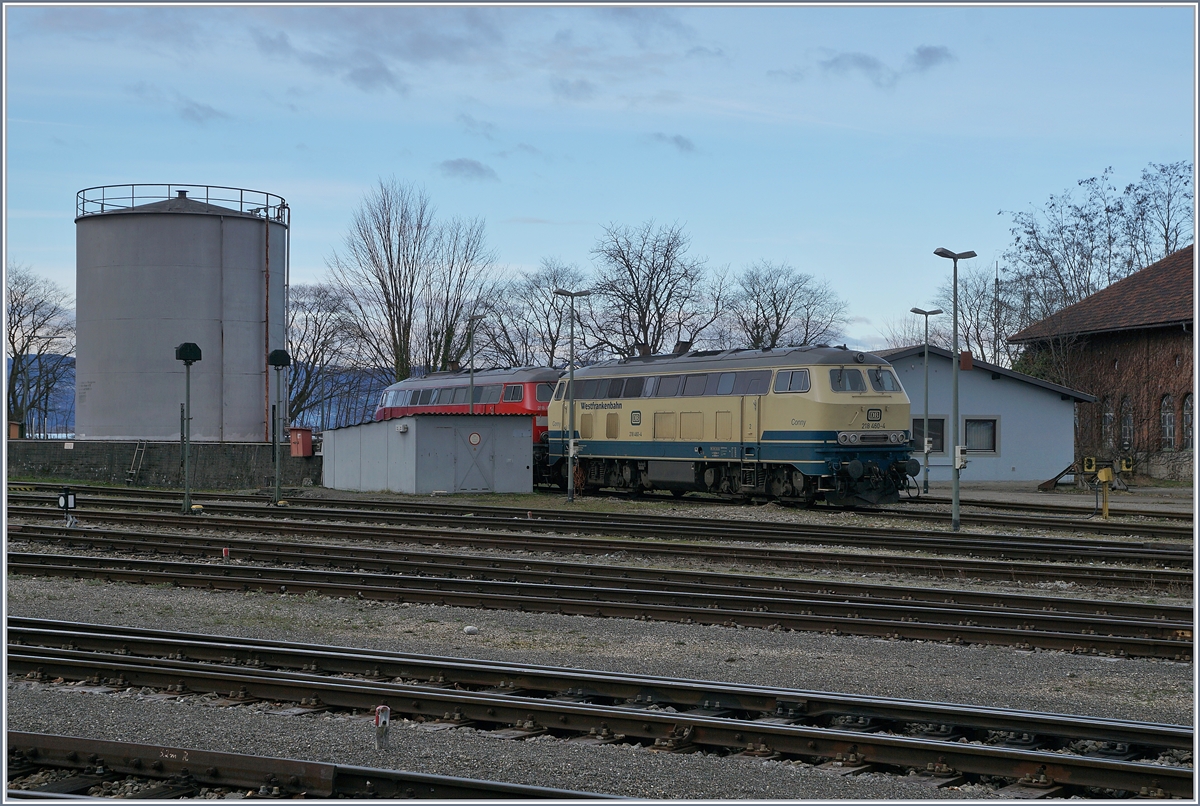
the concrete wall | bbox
[889,353,1077,482]
[6,439,320,490]
[323,416,533,494]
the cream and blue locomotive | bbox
[547,345,920,506]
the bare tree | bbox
[584,221,726,357]
[877,314,948,352]
[480,258,587,367]
[1001,161,1194,332]
[1123,160,1193,270]
[286,283,351,423]
[933,263,1022,367]
[6,262,75,435]
[727,261,848,349]
[417,216,496,373]
[327,178,437,386]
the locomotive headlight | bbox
[848,433,859,444]
[838,433,849,445]
[888,432,900,444]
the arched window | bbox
[1183,395,1193,451]
[1119,396,1133,452]
[1101,397,1114,451]
[1160,395,1176,451]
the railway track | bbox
[6,731,608,799]
[8,620,1192,798]
[7,527,1192,657]
[9,484,1194,540]
[9,508,1194,592]
[906,494,1194,522]
[7,496,1193,570]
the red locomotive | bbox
[374,366,563,480]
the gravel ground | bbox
[6,484,1193,799]
[6,574,1193,799]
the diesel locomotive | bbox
[546,345,920,506]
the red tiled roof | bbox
[1008,244,1194,343]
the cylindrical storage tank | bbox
[74,184,288,441]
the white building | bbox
[880,346,1096,483]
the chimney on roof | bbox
[176,190,188,198]
[449,361,461,372]
[632,342,651,357]
[672,340,692,355]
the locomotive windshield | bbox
[868,368,903,393]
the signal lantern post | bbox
[268,349,292,506]
[175,343,202,514]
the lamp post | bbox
[554,288,591,503]
[933,247,976,531]
[175,343,202,514]
[268,349,291,505]
[467,314,485,414]
[909,307,943,494]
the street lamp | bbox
[554,288,591,503]
[909,307,943,495]
[467,314,486,414]
[934,247,976,531]
[175,342,202,514]
[268,349,291,505]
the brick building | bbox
[1008,244,1194,480]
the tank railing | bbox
[76,184,289,224]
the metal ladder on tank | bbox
[126,441,147,486]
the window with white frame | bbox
[1161,395,1176,450]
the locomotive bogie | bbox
[548,346,918,507]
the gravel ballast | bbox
[5,574,1193,799]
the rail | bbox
[75,184,288,223]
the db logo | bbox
[468,432,481,445]
[867,409,882,422]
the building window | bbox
[965,419,997,453]
[911,418,945,454]
[1119,396,1133,452]
[1101,397,1114,450]
[1183,395,1194,451]
[1161,395,1176,451]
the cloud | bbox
[686,45,725,60]
[457,113,497,140]
[438,158,499,182]
[177,97,230,124]
[601,7,693,46]
[550,77,597,101]
[496,143,545,159]
[818,45,955,89]
[905,45,954,72]
[127,82,230,125]
[650,132,695,153]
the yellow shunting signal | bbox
[1082,457,1097,473]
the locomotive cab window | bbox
[452,387,468,404]
[503,384,524,402]
[553,381,566,401]
[623,376,645,398]
[537,383,554,402]
[418,389,434,405]
[607,378,626,398]
[715,372,736,395]
[868,368,902,393]
[773,369,811,393]
[483,385,502,404]
[580,379,599,400]
[829,368,866,392]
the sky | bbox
[3,3,1196,351]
